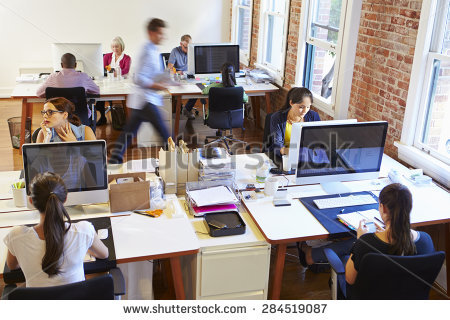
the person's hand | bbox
[40,121,50,142]
[357,220,370,239]
[56,122,77,142]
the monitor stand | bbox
[320,182,351,195]
[66,205,86,216]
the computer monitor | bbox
[286,119,358,172]
[22,140,109,208]
[187,43,239,78]
[52,43,103,78]
[291,121,388,194]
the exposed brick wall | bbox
[348,0,422,157]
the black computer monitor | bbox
[292,121,388,193]
[193,45,239,75]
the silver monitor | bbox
[22,140,109,207]
[291,121,388,194]
[52,43,103,78]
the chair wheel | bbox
[245,144,251,151]
[204,139,208,145]
[195,110,199,115]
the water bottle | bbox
[256,160,270,183]
[116,65,121,80]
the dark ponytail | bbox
[283,87,313,110]
[30,172,71,276]
[221,62,236,87]
[45,97,82,126]
[379,183,415,256]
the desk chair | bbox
[203,87,246,154]
[45,87,97,132]
[2,268,125,300]
[161,52,170,68]
[31,127,41,143]
[324,248,445,299]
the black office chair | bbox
[2,268,125,300]
[45,87,97,132]
[161,52,171,68]
[203,87,246,154]
[324,248,445,299]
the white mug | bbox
[264,177,279,196]
[282,155,290,172]
[12,188,27,207]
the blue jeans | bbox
[109,102,170,164]
[184,98,207,112]
[311,238,355,263]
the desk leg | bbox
[170,256,186,300]
[446,223,450,295]
[270,243,287,300]
[20,99,32,150]
[251,96,261,128]
[174,97,181,140]
[265,92,272,114]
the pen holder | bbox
[12,188,27,207]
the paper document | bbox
[337,209,384,230]
[187,186,238,207]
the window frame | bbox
[295,0,362,118]
[398,0,450,187]
[231,0,253,66]
[255,0,290,85]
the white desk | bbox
[167,80,279,138]
[11,78,134,148]
[0,194,199,299]
[235,153,450,299]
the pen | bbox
[374,216,384,225]
[133,210,156,218]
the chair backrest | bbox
[45,87,90,127]
[349,251,445,300]
[8,274,115,300]
[31,127,41,143]
[262,112,274,153]
[161,53,170,68]
[206,87,244,130]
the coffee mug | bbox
[264,177,279,196]
[12,188,27,207]
[282,155,290,172]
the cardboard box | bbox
[108,172,150,213]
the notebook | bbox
[337,209,384,231]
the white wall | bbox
[0,0,231,92]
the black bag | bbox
[111,104,126,131]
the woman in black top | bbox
[345,183,434,285]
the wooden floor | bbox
[0,98,446,300]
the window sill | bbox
[310,97,335,118]
[254,63,283,86]
[395,142,450,188]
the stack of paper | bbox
[187,186,238,207]
[198,154,236,182]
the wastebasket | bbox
[7,117,31,148]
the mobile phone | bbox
[365,221,376,233]
[246,183,256,190]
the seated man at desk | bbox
[3,172,108,287]
[36,53,100,98]
[168,34,203,120]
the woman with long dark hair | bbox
[3,172,108,287]
[345,183,434,284]
[37,97,96,143]
[201,62,248,103]
[269,87,320,159]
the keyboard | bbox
[313,194,377,209]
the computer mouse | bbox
[97,229,108,240]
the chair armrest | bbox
[324,248,345,274]
[1,284,17,300]
[109,267,126,296]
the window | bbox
[232,0,253,65]
[295,0,361,118]
[414,1,450,164]
[256,0,290,81]
[399,0,450,187]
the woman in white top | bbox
[4,172,108,287]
